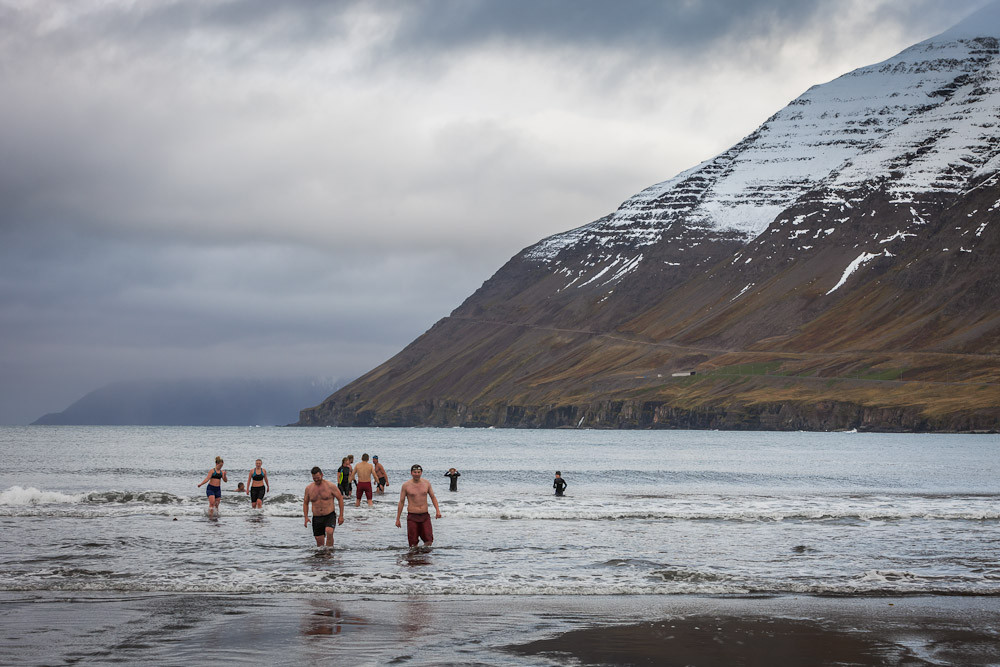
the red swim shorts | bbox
[406,512,433,546]
[356,482,372,501]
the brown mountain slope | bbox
[299,184,1000,431]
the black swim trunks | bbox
[250,486,265,503]
[312,511,336,537]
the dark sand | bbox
[2,593,998,666]
[509,612,1000,666]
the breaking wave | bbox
[2,486,999,522]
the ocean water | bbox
[1,425,998,599]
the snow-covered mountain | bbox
[300,7,1000,432]
[528,4,1000,291]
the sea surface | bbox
[1,426,999,664]
[2,426,999,597]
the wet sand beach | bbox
[2,593,998,666]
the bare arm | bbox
[221,470,228,483]
[264,470,269,492]
[395,484,407,527]
[303,488,311,527]
[428,483,441,519]
[334,483,345,525]
[197,470,213,487]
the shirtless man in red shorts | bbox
[395,464,441,548]
[350,453,376,507]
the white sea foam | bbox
[0,486,84,506]
[2,570,997,597]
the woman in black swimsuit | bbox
[246,458,269,509]
[197,456,227,517]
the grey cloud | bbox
[8,1,989,71]
[0,228,480,423]
[368,0,992,66]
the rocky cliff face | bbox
[300,7,1000,432]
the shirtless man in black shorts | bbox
[303,466,345,547]
[373,455,388,495]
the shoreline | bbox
[3,593,999,665]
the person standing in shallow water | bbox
[373,455,388,495]
[346,454,355,498]
[553,471,567,497]
[444,468,461,492]
[303,466,344,547]
[337,457,351,497]
[247,458,269,509]
[197,456,227,517]
[350,453,375,507]
[396,464,441,548]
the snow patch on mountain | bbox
[826,250,892,295]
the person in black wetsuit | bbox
[337,457,351,498]
[553,471,567,497]
[444,468,461,492]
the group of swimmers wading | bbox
[304,462,441,549]
[197,456,271,517]
[336,454,391,504]
[197,454,567,547]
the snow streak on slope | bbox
[525,7,1000,294]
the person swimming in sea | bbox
[444,468,461,492]
[247,458,269,509]
[197,456,227,517]
[553,471,567,497]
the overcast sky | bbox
[0,0,990,423]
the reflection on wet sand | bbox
[300,599,375,640]
[397,546,433,567]
[402,597,435,641]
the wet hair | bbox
[362,453,369,461]
[348,455,354,461]
[215,456,223,465]
[555,471,561,476]
[311,466,322,475]
[342,456,348,464]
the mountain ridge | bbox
[34,377,344,426]
[299,10,1000,432]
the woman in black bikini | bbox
[197,456,227,517]
[246,458,269,509]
